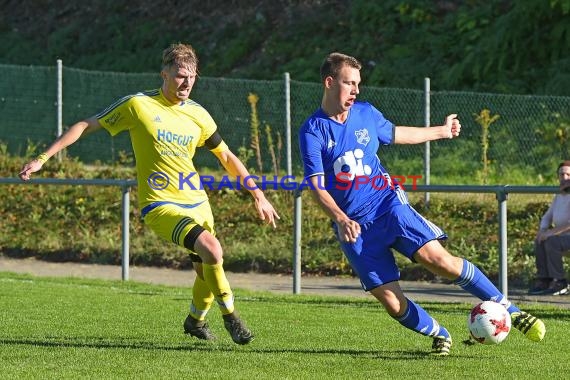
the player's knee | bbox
[415,247,444,266]
[199,239,224,264]
[416,248,461,278]
[187,228,224,264]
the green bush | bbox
[0,151,557,286]
[1,1,569,95]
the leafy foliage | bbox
[247,93,263,173]
[0,151,560,285]
[474,109,500,184]
[1,0,568,95]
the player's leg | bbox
[186,220,254,345]
[189,262,215,320]
[189,262,215,321]
[415,241,511,306]
[190,230,232,308]
[390,204,545,342]
[414,240,546,342]
[143,202,253,344]
[183,260,216,340]
[337,220,452,355]
[143,204,217,340]
[368,282,452,356]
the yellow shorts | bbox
[142,201,215,261]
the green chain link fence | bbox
[1,63,569,184]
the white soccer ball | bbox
[467,301,511,345]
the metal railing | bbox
[1,177,559,298]
[0,178,136,281]
[293,184,560,298]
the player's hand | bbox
[254,196,280,228]
[443,114,461,139]
[18,159,44,181]
[338,218,361,243]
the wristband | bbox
[35,153,49,164]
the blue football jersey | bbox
[299,101,409,223]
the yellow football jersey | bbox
[96,88,228,209]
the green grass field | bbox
[1,272,569,379]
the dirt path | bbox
[1,256,569,309]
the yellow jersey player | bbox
[19,43,280,345]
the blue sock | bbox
[454,258,520,314]
[394,298,450,338]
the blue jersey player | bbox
[299,52,546,356]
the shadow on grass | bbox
[0,336,468,359]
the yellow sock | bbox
[202,262,235,315]
[189,275,214,321]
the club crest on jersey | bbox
[355,129,370,146]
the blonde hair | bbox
[162,43,199,72]
[320,52,362,81]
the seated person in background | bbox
[528,160,570,295]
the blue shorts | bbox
[336,204,447,291]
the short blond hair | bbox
[162,43,199,72]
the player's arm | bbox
[19,117,102,181]
[394,114,461,144]
[211,141,280,228]
[307,175,360,243]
